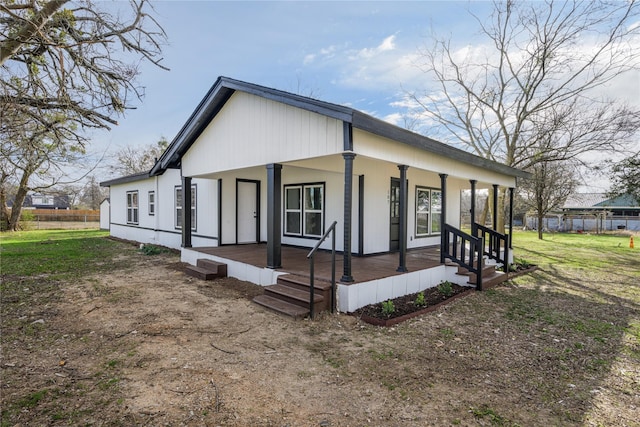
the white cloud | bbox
[350,34,397,60]
[316,36,426,93]
[382,112,403,126]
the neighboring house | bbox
[8,193,71,210]
[525,193,640,232]
[101,76,529,314]
[562,193,640,217]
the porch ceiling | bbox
[192,154,512,189]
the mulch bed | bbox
[354,283,474,327]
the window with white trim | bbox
[415,187,442,236]
[175,185,196,230]
[284,183,324,238]
[284,186,301,235]
[148,191,155,216]
[126,191,138,224]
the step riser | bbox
[253,295,309,320]
[277,278,331,302]
[457,265,496,276]
[185,266,216,281]
[277,277,331,291]
[196,259,227,278]
[264,288,327,312]
[468,269,499,284]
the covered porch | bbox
[180,243,496,313]
[187,243,443,284]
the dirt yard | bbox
[1,241,638,426]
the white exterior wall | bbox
[214,164,355,252]
[354,156,462,254]
[280,165,350,252]
[99,199,110,230]
[106,169,218,250]
[353,129,517,188]
[182,92,344,177]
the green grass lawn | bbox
[512,230,639,271]
[0,229,121,278]
[1,229,639,426]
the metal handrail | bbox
[473,223,510,272]
[443,224,484,290]
[306,221,337,319]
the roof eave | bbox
[151,76,355,176]
[100,171,151,187]
[352,112,531,180]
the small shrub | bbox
[437,281,453,297]
[18,210,35,230]
[510,257,534,272]
[139,244,167,256]
[414,291,426,307]
[381,300,395,316]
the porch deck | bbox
[191,244,442,285]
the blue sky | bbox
[97,1,491,149]
[95,0,639,191]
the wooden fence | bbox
[525,214,640,232]
[20,209,100,222]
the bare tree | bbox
[109,137,168,176]
[79,176,106,210]
[606,152,640,202]
[404,0,640,227]
[519,160,580,240]
[0,0,167,231]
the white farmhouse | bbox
[101,77,529,317]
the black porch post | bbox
[181,176,192,248]
[266,163,282,269]
[492,184,499,231]
[470,179,477,234]
[439,173,448,263]
[341,152,355,282]
[358,174,364,256]
[397,165,409,272]
[508,187,515,249]
[217,179,222,244]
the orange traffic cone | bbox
[631,236,634,249]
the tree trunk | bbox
[8,186,28,231]
[480,194,490,228]
[0,182,10,231]
[7,169,32,231]
[497,188,506,234]
[537,212,544,240]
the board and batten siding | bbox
[354,156,464,254]
[107,169,219,250]
[214,164,358,253]
[353,129,517,188]
[182,91,344,178]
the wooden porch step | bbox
[451,261,508,290]
[185,265,217,280]
[477,271,509,290]
[264,284,324,308]
[185,258,227,281]
[277,275,331,291]
[253,295,310,319]
[463,264,499,283]
[252,275,331,319]
[197,259,227,277]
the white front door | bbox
[237,180,259,244]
